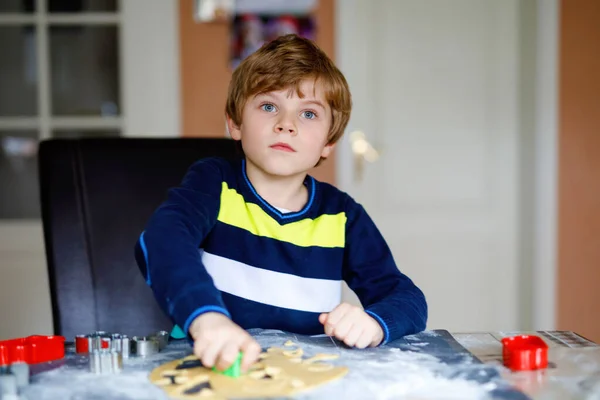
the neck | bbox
[244,159,309,212]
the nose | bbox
[274,114,297,136]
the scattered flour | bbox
[408,342,430,347]
[296,347,496,400]
[23,367,169,400]
[405,330,441,341]
[21,331,499,400]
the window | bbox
[0,0,122,219]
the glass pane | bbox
[0,131,40,219]
[0,26,38,116]
[48,0,117,12]
[50,26,120,116]
[52,129,120,138]
[0,0,35,13]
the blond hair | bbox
[226,34,352,145]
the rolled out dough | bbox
[148,345,347,399]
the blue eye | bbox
[303,111,316,119]
[261,103,276,112]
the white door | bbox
[336,0,521,332]
[0,0,179,339]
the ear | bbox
[226,115,242,141]
[320,142,335,159]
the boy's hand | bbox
[188,312,261,372]
[319,303,384,349]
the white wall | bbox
[0,222,53,339]
[121,0,181,138]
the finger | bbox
[193,337,210,361]
[331,316,353,340]
[318,313,328,325]
[325,303,350,326]
[355,331,372,349]
[324,309,348,336]
[216,341,240,371]
[201,337,225,369]
[240,338,262,371]
[343,326,363,348]
[324,322,335,337]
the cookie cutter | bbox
[212,351,242,377]
[0,372,18,399]
[7,362,29,390]
[89,349,123,374]
[153,331,169,351]
[501,335,548,371]
[131,336,159,357]
[130,331,169,357]
[76,330,169,372]
[0,335,65,366]
[76,331,132,358]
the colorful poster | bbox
[229,4,316,69]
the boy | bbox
[135,34,427,373]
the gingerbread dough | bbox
[148,345,348,399]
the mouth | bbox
[269,142,296,152]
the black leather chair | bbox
[38,137,238,341]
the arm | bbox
[342,201,428,344]
[134,159,230,336]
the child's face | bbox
[228,79,334,177]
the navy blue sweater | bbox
[135,157,427,344]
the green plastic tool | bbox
[212,352,242,378]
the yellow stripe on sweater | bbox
[217,182,346,248]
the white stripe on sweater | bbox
[201,250,341,313]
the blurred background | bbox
[0,0,598,343]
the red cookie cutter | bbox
[501,335,548,371]
[0,335,65,366]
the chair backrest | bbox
[38,137,238,341]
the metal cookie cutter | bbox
[130,331,169,357]
[76,331,132,359]
[109,333,131,358]
[0,372,18,400]
[78,329,169,364]
[8,362,29,390]
[152,331,169,351]
[120,335,131,359]
[89,350,123,374]
[131,336,159,357]
[76,331,130,374]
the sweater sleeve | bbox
[134,158,231,336]
[342,200,428,345]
